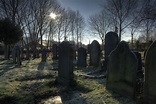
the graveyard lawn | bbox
[0,57,136,104]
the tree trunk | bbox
[119,23,122,42]
[131,33,134,50]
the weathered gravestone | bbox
[16,45,22,65]
[77,47,87,67]
[133,51,143,75]
[41,48,46,62]
[52,44,58,60]
[87,44,91,54]
[12,45,17,64]
[144,40,156,103]
[57,41,74,86]
[36,49,40,58]
[70,43,76,60]
[25,47,30,60]
[106,41,137,98]
[21,47,24,59]
[32,49,37,59]
[90,40,101,67]
[12,44,22,65]
[133,51,143,94]
[104,32,119,70]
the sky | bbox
[57,0,104,20]
[56,0,131,44]
[57,0,105,44]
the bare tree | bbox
[74,11,85,48]
[105,0,138,41]
[0,0,27,59]
[139,0,156,42]
[68,9,76,41]
[89,10,111,45]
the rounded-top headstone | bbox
[90,40,101,67]
[77,47,87,67]
[144,40,156,103]
[57,41,74,86]
[107,41,137,98]
[105,31,119,61]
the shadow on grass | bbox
[0,95,17,104]
[37,62,46,70]
[0,64,18,76]
[0,77,91,104]
[15,74,55,81]
[13,79,60,104]
[56,80,89,104]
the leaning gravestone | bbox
[77,47,87,67]
[144,40,156,103]
[57,41,74,86]
[90,40,101,67]
[52,44,58,60]
[41,48,47,62]
[106,41,137,98]
[104,32,119,70]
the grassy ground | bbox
[0,56,136,104]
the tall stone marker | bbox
[106,41,137,98]
[52,44,58,60]
[77,47,87,67]
[16,45,22,65]
[90,40,101,67]
[12,44,22,65]
[57,41,74,86]
[104,32,119,70]
[41,48,47,62]
[144,40,156,103]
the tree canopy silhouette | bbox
[0,18,23,45]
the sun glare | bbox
[49,12,57,19]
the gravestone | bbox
[36,49,40,58]
[57,41,74,86]
[90,40,101,67]
[12,45,17,64]
[41,48,46,62]
[106,41,137,98]
[16,45,21,65]
[21,47,24,60]
[12,44,22,65]
[87,44,91,54]
[104,32,119,70]
[77,47,87,67]
[32,49,37,59]
[25,47,30,60]
[52,44,58,60]
[144,40,156,103]
[133,51,143,72]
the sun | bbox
[49,12,57,19]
